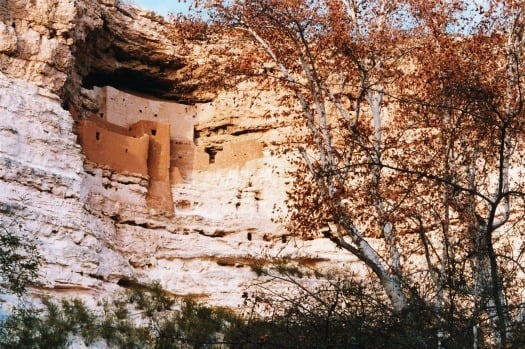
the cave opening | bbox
[82,68,176,99]
[66,26,189,105]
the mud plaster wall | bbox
[78,83,267,221]
[77,119,149,176]
[194,139,264,171]
[78,116,174,212]
[96,86,198,183]
[95,86,265,177]
[170,142,195,182]
[98,86,198,142]
[129,121,173,211]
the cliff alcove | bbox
[0,0,341,309]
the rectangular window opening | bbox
[205,146,222,164]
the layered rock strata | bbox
[0,0,357,308]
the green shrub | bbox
[0,282,238,349]
[0,220,40,295]
[0,299,81,349]
[223,278,478,349]
[0,278,483,348]
[167,298,237,348]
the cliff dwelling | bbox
[76,86,264,213]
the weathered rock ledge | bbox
[0,0,358,308]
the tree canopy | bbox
[195,0,525,347]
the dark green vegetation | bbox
[0,282,235,349]
[4,275,524,348]
[0,203,40,295]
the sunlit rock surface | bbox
[0,0,356,309]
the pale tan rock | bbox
[0,0,360,313]
[0,21,17,54]
[0,69,360,312]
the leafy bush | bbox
[0,277,502,348]
[224,277,478,349]
[0,298,95,349]
[0,217,40,294]
[0,282,237,349]
[152,299,237,349]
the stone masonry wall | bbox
[77,114,173,212]
[100,86,198,142]
[77,118,150,177]
[129,120,173,212]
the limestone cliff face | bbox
[0,72,133,293]
[0,0,75,92]
[0,0,351,307]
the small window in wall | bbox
[151,129,157,136]
[281,235,287,243]
[247,232,252,241]
[205,147,222,164]
[99,113,104,118]
[208,151,215,163]
[125,148,128,153]
[95,131,100,140]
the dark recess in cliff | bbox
[64,18,192,107]
[83,68,176,98]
